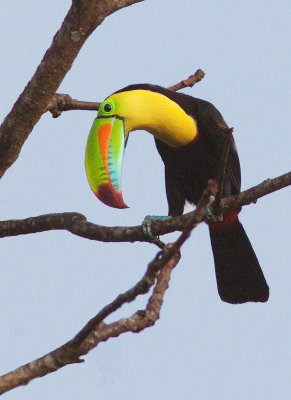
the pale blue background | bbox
[0,1,290,399]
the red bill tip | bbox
[96,184,128,209]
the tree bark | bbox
[0,0,143,178]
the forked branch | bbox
[0,187,212,395]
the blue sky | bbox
[0,1,290,399]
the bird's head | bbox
[85,85,197,209]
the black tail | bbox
[209,222,269,304]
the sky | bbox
[0,1,290,399]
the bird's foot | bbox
[204,195,223,222]
[142,215,172,248]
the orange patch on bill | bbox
[98,123,112,182]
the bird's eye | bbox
[104,103,112,112]
[99,100,115,115]
[100,101,115,114]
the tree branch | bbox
[167,68,205,91]
[0,232,182,394]
[220,171,291,213]
[47,94,101,118]
[0,0,143,178]
[46,69,205,117]
[0,184,212,394]
[0,172,289,242]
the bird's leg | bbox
[142,215,172,248]
[204,179,223,222]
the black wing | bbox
[194,100,241,195]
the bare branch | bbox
[167,69,205,91]
[0,242,180,395]
[0,0,143,178]
[0,171,289,393]
[47,94,101,118]
[220,171,291,213]
[0,183,212,394]
[46,68,206,117]
[0,172,289,242]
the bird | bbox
[85,83,269,304]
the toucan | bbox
[85,84,269,304]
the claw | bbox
[204,195,223,222]
[142,215,172,247]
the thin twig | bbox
[168,69,205,91]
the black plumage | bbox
[118,84,269,303]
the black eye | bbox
[104,103,112,112]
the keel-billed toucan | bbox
[85,84,269,304]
